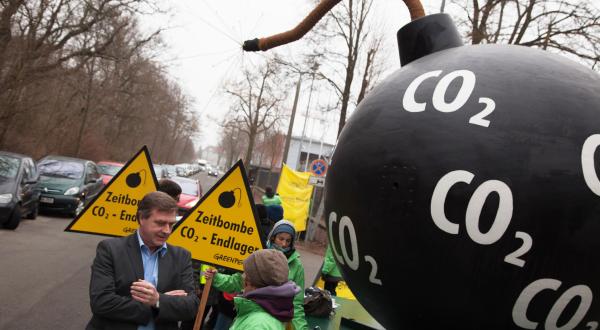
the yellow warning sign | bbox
[65,146,158,237]
[169,160,264,271]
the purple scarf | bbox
[243,281,300,322]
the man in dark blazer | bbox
[87,191,199,330]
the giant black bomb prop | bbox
[325,13,600,329]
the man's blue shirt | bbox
[136,231,167,330]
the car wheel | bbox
[27,202,38,220]
[72,200,84,218]
[4,207,21,230]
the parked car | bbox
[170,176,202,216]
[97,161,124,185]
[0,151,40,229]
[162,164,177,178]
[153,164,169,179]
[175,164,187,177]
[37,156,103,217]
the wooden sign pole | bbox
[192,276,213,330]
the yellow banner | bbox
[277,165,314,232]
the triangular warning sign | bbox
[65,146,158,237]
[169,160,264,271]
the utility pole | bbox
[303,89,320,172]
[298,72,316,171]
[281,75,302,169]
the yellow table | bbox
[306,296,385,330]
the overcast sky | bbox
[142,0,448,149]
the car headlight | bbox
[0,193,13,204]
[64,187,80,195]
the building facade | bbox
[285,136,335,171]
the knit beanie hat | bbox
[243,249,289,288]
[270,221,296,241]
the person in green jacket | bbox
[207,220,308,330]
[266,220,308,330]
[206,249,300,330]
[321,245,343,296]
[262,186,282,206]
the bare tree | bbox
[0,1,201,164]
[265,131,286,170]
[250,129,286,169]
[450,0,600,69]
[357,35,384,104]
[223,59,287,165]
[0,0,163,147]
[301,0,385,136]
[218,121,245,169]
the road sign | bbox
[308,176,325,187]
[309,159,328,177]
[168,160,264,271]
[65,146,158,237]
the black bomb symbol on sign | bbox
[324,13,600,330]
[126,170,146,188]
[218,188,241,208]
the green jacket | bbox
[229,297,285,330]
[287,250,307,330]
[262,194,282,206]
[212,250,308,330]
[322,245,341,278]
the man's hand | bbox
[203,268,217,280]
[164,290,188,296]
[131,280,159,306]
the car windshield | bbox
[0,155,20,179]
[38,159,84,179]
[174,180,199,196]
[98,164,122,176]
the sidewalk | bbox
[295,239,327,288]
